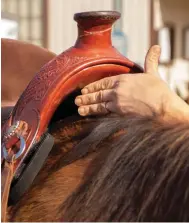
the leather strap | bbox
[1,160,14,222]
[8,132,54,205]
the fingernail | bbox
[81,88,88,94]
[75,97,82,105]
[78,107,87,116]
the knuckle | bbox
[97,103,106,113]
[93,84,98,92]
[101,78,109,89]
[113,87,122,98]
[83,95,90,104]
[99,90,104,101]
[86,95,92,104]
[88,105,95,114]
[81,95,86,103]
[149,55,157,63]
[95,90,103,102]
[113,79,121,88]
[148,51,159,63]
[97,104,103,113]
[106,78,113,88]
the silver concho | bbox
[2,121,26,161]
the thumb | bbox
[144,45,161,74]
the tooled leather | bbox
[1,11,143,176]
[12,52,89,118]
[2,54,142,175]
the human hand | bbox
[75,45,189,120]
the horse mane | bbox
[8,111,189,222]
[60,112,189,222]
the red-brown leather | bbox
[1,11,143,175]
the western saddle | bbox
[1,11,143,222]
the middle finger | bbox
[75,89,114,106]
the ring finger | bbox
[78,103,109,116]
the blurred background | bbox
[1,0,189,103]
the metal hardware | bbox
[4,121,20,140]
[2,121,28,161]
[2,134,26,161]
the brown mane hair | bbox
[60,113,189,222]
[8,112,189,222]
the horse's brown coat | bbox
[1,38,56,107]
[7,113,189,222]
[8,117,99,222]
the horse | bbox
[2,40,189,222]
[1,38,56,122]
[4,110,189,222]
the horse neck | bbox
[8,115,100,222]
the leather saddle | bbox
[1,11,143,221]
